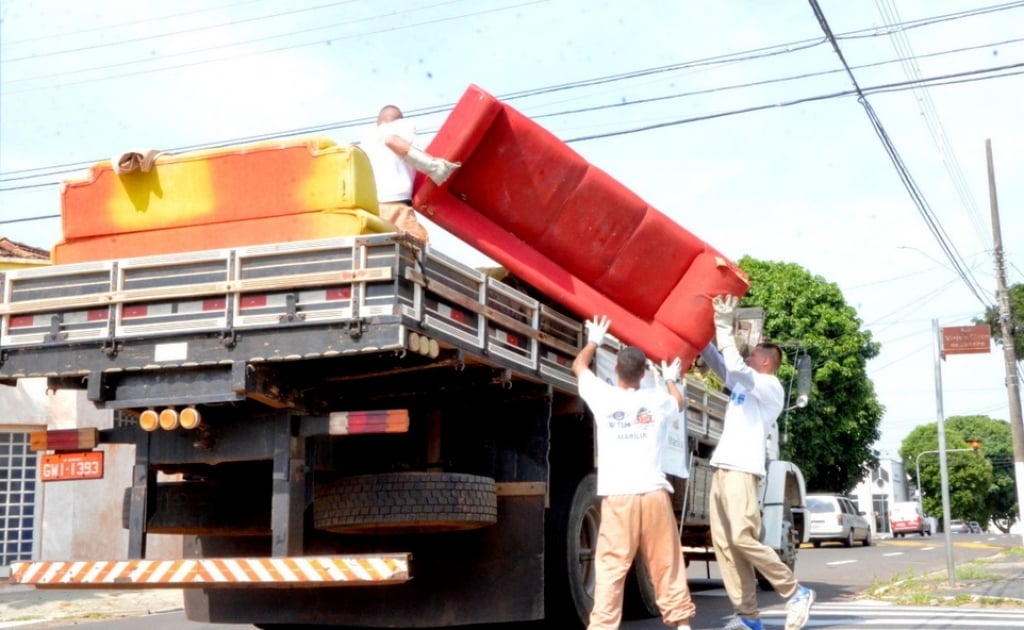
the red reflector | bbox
[326,287,351,301]
[9,315,35,328]
[30,428,100,452]
[203,298,225,311]
[241,295,268,308]
[328,410,410,435]
[87,308,108,321]
[123,305,149,318]
[451,309,466,323]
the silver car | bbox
[806,494,872,547]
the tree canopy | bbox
[974,282,1024,357]
[898,415,1013,530]
[737,257,883,492]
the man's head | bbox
[377,105,403,125]
[746,342,782,375]
[615,346,647,386]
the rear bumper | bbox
[11,555,411,588]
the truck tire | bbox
[121,483,270,536]
[312,472,497,534]
[561,473,660,625]
[564,473,600,626]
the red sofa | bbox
[413,85,749,366]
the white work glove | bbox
[712,294,739,350]
[660,357,682,384]
[403,146,461,185]
[584,315,611,347]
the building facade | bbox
[0,238,178,577]
[851,457,913,536]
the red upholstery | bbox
[414,84,748,366]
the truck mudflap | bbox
[10,554,410,588]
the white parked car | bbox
[807,494,872,547]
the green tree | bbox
[899,418,1003,528]
[974,282,1024,357]
[738,257,883,492]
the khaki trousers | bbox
[378,201,429,242]
[588,489,695,630]
[709,468,798,618]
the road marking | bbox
[825,560,858,566]
[882,552,904,557]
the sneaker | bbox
[723,616,763,630]
[785,585,816,630]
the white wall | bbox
[1,380,180,562]
[852,458,910,536]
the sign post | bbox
[933,322,991,585]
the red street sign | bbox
[941,325,991,355]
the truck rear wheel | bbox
[561,473,660,625]
[312,472,497,534]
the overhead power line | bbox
[3,53,1023,190]
[1,1,362,63]
[806,0,993,309]
[0,1,545,93]
[874,0,990,250]
[4,0,1022,93]
[0,0,270,46]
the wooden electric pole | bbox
[986,138,1024,544]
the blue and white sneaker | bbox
[723,615,763,630]
[785,585,816,630]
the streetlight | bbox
[913,440,982,507]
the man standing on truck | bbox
[699,295,815,630]
[360,105,461,243]
[572,315,696,630]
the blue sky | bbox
[2,0,1021,460]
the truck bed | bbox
[0,234,582,405]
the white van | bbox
[890,501,931,537]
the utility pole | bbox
[986,139,1024,545]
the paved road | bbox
[5,533,1021,630]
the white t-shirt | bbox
[578,370,677,496]
[702,344,785,477]
[360,118,417,203]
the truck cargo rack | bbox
[0,234,581,396]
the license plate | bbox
[40,451,104,481]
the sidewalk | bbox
[0,582,183,629]
[866,549,1024,605]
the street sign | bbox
[941,324,991,355]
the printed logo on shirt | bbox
[608,410,629,429]
[605,408,653,441]
[731,391,747,405]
